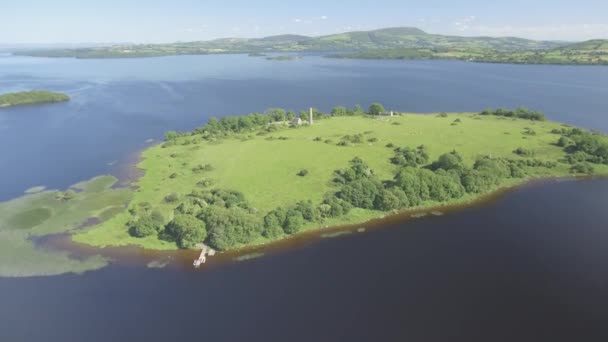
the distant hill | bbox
[558,39,608,51]
[259,34,311,42]
[14,26,604,65]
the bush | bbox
[368,103,386,115]
[386,143,395,148]
[571,163,594,174]
[169,173,178,179]
[165,214,207,249]
[331,106,348,116]
[297,169,309,177]
[164,131,178,141]
[391,145,429,167]
[480,107,546,121]
[283,210,305,234]
[513,147,534,157]
[368,137,378,142]
[129,215,163,238]
[430,151,464,172]
[165,193,179,203]
[438,112,448,118]
[201,206,263,251]
[557,136,575,147]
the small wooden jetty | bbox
[193,245,216,268]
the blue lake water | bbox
[1,55,608,341]
[1,54,607,200]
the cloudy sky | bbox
[1,0,607,44]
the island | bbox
[73,105,608,252]
[0,90,70,108]
[2,104,607,276]
[265,55,299,61]
[14,27,608,65]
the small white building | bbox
[379,111,394,117]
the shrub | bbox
[368,137,378,142]
[129,215,163,238]
[513,147,534,157]
[283,210,305,234]
[438,112,448,118]
[386,143,395,148]
[368,103,386,115]
[331,106,348,116]
[165,193,179,203]
[391,145,429,167]
[169,173,178,179]
[571,163,594,174]
[297,169,309,177]
[164,131,178,141]
[164,214,207,249]
[557,136,575,147]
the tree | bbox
[283,210,305,234]
[165,214,207,249]
[164,131,178,141]
[431,151,464,172]
[338,178,382,209]
[368,103,386,115]
[295,200,319,222]
[331,106,348,116]
[374,190,401,211]
[129,215,163,238]
[267,108,286,122]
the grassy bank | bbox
[0,90,70,108]
[74,112,608,251]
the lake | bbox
[1,55,608,200]
[1,55,608,341]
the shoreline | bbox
[40,172,604,272]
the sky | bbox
[1,0,607,44]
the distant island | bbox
[265,55,299,61]
[13,27,608,65]
[2,104,608,276]
[0,90,70,108]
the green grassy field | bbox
[0,176,132,277]
[75,113,608,250]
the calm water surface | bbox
[1,54,607,199]
[1,179,608,341]
[1,55,608,341]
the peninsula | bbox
[0,90,70,108]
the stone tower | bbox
[309,107,314,125]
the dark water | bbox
[1,55,608,341]
[1,55,608,200]
[1,179,608,341]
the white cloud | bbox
[454,15,477,32]
[293,16,328,24]
[458,23,608,40]
[176,25,208,33]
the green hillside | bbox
[16,26,570,60]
